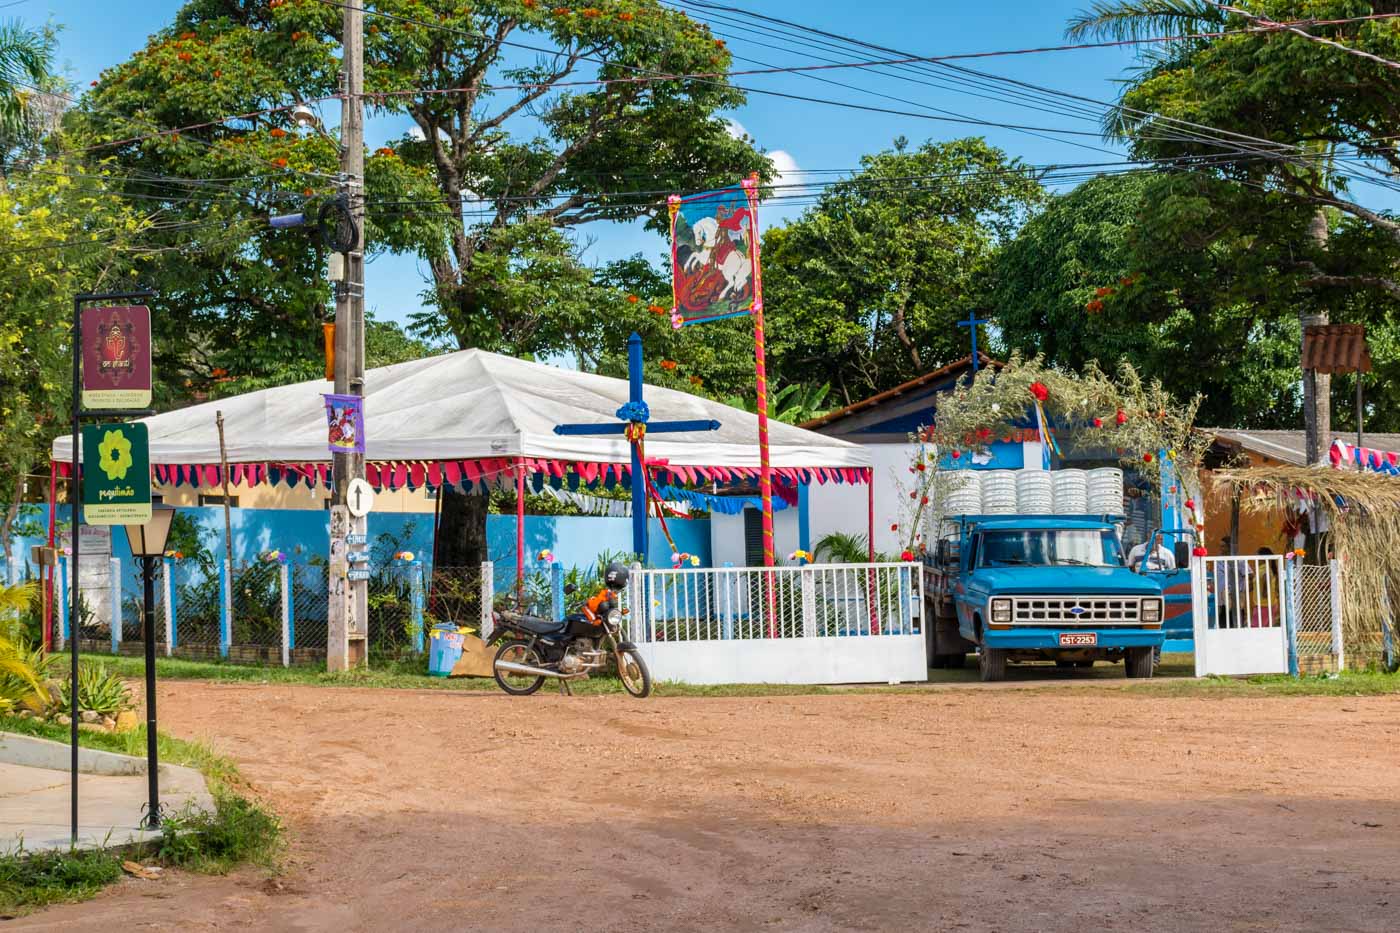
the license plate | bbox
[1059,632,1097,647]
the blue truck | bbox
[924,515,1167,681]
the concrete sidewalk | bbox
[0,733,214,854]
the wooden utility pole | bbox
[328,0,367,671]
[1301,210,1331,466]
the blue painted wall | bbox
[5,505,711,590]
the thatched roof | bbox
[1214,465,1400,517]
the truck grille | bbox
[1011,596,1143,626]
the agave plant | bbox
[59,662,134,717]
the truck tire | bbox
[1125,647,1154,679]
[978,647,1007,682]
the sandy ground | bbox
[19,680,1400,932]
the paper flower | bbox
[1115,410,1127,425]
[689,555,701,567]
[1292,548,1306,559]
[1192,546,1208,557]
[900,550,915,561]
[1185,498,1195,511]
[951,450,961,460]
[787,549,814,564]
[990,403,1001,414]
[395,550,415,561]
[1029,382,1049,402]
[1143,452,1154,463]
[536,548,554,563]
[1092,417,1103,428]
[890,523,899,531]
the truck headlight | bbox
[991,598,1012,623]
[1141,598,1162,623]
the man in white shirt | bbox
[1127,539,1176,573]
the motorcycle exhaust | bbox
[494,660,586,680]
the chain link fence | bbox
[1293,563,1339,674]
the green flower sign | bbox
[82,422,150,524]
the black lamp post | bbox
[122,504,174,829]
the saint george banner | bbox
[668,183,758,327]
[322,393,365,455]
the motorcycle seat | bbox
[505,613,566,635]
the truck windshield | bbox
[978,529,1123,568]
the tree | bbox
[0,20,54,143]
[1065,1,1400,457]
[990,172,1303,428]
[759,137,1044,404]
[0,160,150,567]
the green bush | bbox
[0,848,123,911]
[156,794,281,872]
[58,662,134,716]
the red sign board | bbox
[82,305,151,409]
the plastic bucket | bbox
[428,623,465,677]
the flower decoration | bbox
[951,450,961,459]
[615,400,650,424]
[1184,498,1196,511]
[890,523,899,531]
[536,548,554,563]
[1115,409,1127,426]
[990,403,1000,414]
[97,430,134,481]
[899,550,915,562]
[1142,452,1154,463]
[788,549,813,564]
[262,549,288,564]
[915,462,926,472]
[1192,546,1208,557]
[1092,417,1103,428]
[1292,548,1306,559]
[394,550,416,561]
[1029,382,1049,402]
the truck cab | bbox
[925,515,1166,681]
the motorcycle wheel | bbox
[616,647,652,698]
[494,640,547,696]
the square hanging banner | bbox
[81,305,152,409]
[81,423,152,524]
[323,393,365,455]
[669,182,758,326]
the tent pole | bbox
[515,458,526,608]
[867,469,875,562]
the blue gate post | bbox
[57,556,69,646]
[410,560,425,653]
[165,556,178,650]
[219,558,231,659]
[550,563,565,622]
[1284,556,1299,677]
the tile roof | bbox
[800,353,998,431]
[1206,429,1400,466]
[1302,324,1371,374]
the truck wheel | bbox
[979,648,1007,682]
[1125,647,1155,679]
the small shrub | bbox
[58,662,134,716]
[156,794,281,872]
[0,847,123,912]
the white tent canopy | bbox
[53,348,869,473]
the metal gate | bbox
[1190,555,1291,676]
[1293,561,1344,673]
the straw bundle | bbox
[1215,466,1400,667]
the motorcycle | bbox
[487,561,652,698]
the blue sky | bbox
[21,0,1399,329]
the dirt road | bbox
[24,682,1400,932]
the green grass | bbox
[92,651,1400,698]
[0,713,281,916]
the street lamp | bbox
[122,504,175,829]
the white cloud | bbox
[768,149,799,188]
[725,119,749,141]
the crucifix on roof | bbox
[553,332,720,561]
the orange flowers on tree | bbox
[659,359,678,371]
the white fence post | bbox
[1329,558,1345,671]
[109,556,121,654]
[279,563,291,668]
[1190,554,1209,677]
[479,561,494,641]
[56,556,68,652]
[800,567,816,638]
[161,559,174,657]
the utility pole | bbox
[328,0,367,671]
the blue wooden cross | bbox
[553,332,720,561]
[957,311,990,374]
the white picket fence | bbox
[625,562,927,685]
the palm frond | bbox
[1065,0,1224,43]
